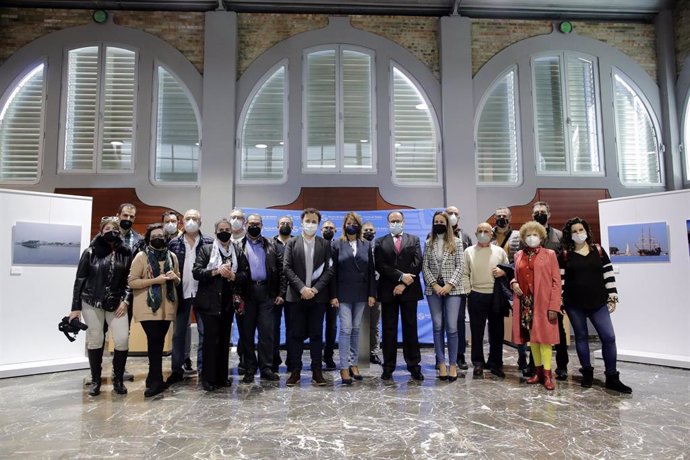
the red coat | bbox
[511,248,561,345]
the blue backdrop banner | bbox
[243,208,443,344]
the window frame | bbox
[236,59,289,185]
[150,62,202,187]
[58,42,139,175]
[0,60,47,185]
[531,50,605,178]
[301,44,377,175]
[474,65,523,187]
[389,61,442,187]
[682,90,690,184]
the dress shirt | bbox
[245,237,267,281]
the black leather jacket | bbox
[192,242,249,316]
[239,236,287,301]
[71,235,133,311]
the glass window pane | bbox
[0,64,45,183]
[534,55,567,172]
[100,46,135,171]
[476,68,519,183]
[566,55,600,173]
[65,46,99,171]
[342,50,372,169]
[306,50,336,169]
[155,67,200,183]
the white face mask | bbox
[476,233,491,244]
[389,222,403,235]
[164,222,178,235]
[572,232,588,244]
[302,222,317,236]
[184,220,199,233]
[448,214,458,227]
[525,235,541,248]
[230,218,243,231]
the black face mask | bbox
[495,217,508,228]
[102,230,120,243]
[150,237,167,250]
[345,225,359,235]
[533,213,548,226]
[322,230,334,241]
[217,231,231,243]
[247,226,262,238]
[363,232,375,241]
[118,219,133,231]
[279,225,292,236]
[433,224,447,235]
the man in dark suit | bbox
[374,211,424,381]
[283,208,335,387]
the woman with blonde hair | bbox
[510,221,561,390]
[422,211,465,381]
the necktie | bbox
[394,235,402,254]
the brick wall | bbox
[472,18,657,82]
[0,8,204,73]
[676,0,690,77]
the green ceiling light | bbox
[559,21,573,34]
[92,10,108,24]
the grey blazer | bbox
[283,235,334,303]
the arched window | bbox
[475,66,520,184]
[152,66,200,184]
[613,70,662,185]
[0,63,45,184]
[391,64,439,185]
[237,62,287,183]
[60,45,136,173]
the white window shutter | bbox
[533,55,567,173]
[0,64,45,183]
[100,47,135,170]
[64,46,99,171]
[305,49,336,169]
[342,49,373,169]
[565,55,600,173]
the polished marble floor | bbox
[1,345,688,459]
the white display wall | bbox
[598,189,690,369]
[0,189,92,378]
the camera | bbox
[58,316,88,342]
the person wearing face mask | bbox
[229,208,248,375]
[271,215,294,373]
[128,223,181,397]
[192,218,249,391]
[321,220,338,370]
[237,213,285,383]
[375,211,424,382]
[422,211,465,382]
[362,222,382,365]
[558,218,631,393]
[283,208,335,387]
[329,212,377,384]
[69,217,133,396]
[166,209,214,384]
[532,201,569,381]
[509,221,561,391]
[462,223,509,378]
[116,203,143,253]
[162,210,183,239]
[492,207,521,263]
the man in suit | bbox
[283,208,335,387]
[374,211,424,381]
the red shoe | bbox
[526,366,544,384]
[543,369,555,391]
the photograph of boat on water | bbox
[12,221,82,266]
[687,219,690,257]
[607,221,669,263]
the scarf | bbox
[206,239,238,272]
[146,246,175,313]
[519,248,539,335]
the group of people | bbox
[69,200,632,398]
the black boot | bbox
[580,366,594,388]
[112,350,129,395]
[605,371,632,394]
[87,348,104,396]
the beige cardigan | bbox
[128,250,180,322]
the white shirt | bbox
[349,239,358,257]
[182,234,200,299]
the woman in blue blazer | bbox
[330,212,377,384]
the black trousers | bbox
[381,298,421,373]
[323,305,338,362]
[235,310,245,368]
[556,312,570,369]
[140,320,171,387]
[467,291,504,368]
[240,284,275,373]
[272,302,294,370]
[199,307,233,386]
[286,300,326,371]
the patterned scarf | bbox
[146,246,175,313]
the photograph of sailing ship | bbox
[607,221,669,263]
[12,222,82,266]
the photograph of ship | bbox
[687,219,690,257]
[12,221,82,266]
[607,221,670,263]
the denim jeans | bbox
[171,297,193,374]
[338,301,366,369]
[565,303,618,374]
[427,294,461,365]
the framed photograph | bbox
[607,221,669,263]
[687,219,690,257]
[12,221,82,266]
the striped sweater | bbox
[557,245,617,309]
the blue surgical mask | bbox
[389,222,403,235]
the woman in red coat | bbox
[510,221,562,390]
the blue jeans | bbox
[565,303,617,374]
[427,294,461,365]
[338,302,366,369]
[171,297,193,374]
